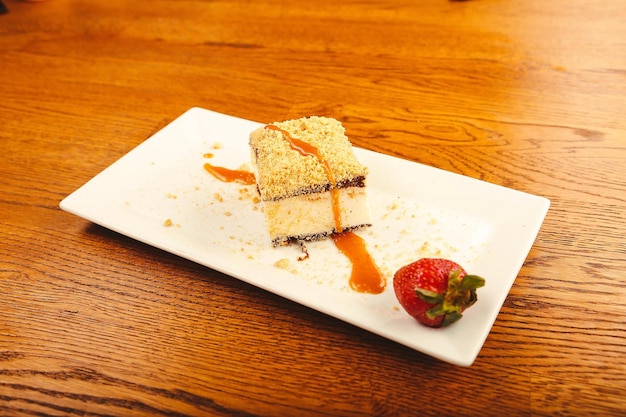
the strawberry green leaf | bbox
[441,311,463,327]
[459,274,486,291]
[415,288,443,304]
[425,303,447,319]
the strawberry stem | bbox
[418,269,486,326]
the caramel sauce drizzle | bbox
[265,124,343,233]
[203,160,256,185]
[266,124,386,294]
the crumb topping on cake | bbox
[249,116,367,201]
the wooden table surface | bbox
[2,0,625,415]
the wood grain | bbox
[1,0,625,415]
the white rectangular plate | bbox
[61,107,550,366]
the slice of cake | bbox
[249,116,371,246]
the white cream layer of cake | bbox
[264,187,370,246]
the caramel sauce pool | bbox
[332,231,386,294]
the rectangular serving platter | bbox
[60,107,550,366]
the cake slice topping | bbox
[250,117,367,202]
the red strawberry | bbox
[393,258,485,328]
